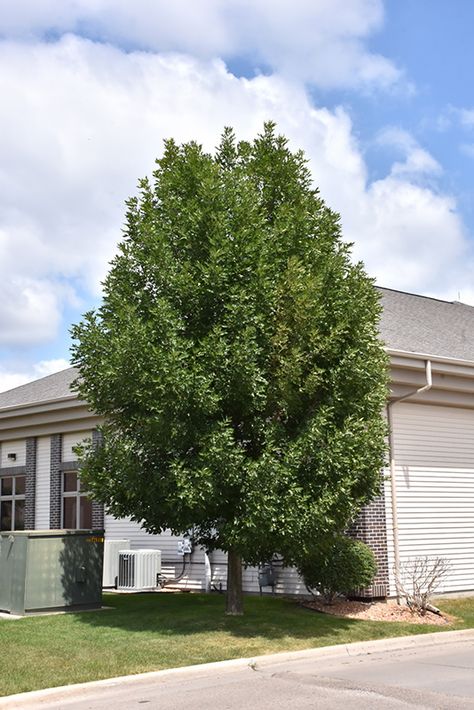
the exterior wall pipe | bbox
[204,551,212,592]
[387,359,432,602]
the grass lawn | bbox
[1,593,473,697]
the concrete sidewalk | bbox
[2,628,474,708]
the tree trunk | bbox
[225,549,244,615]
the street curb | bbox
[2,628,474,707]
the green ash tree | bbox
[71,123,388,615]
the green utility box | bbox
[0,530,104,615]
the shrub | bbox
[395,556,451,616]
[297,535,377,603]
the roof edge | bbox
[0,394,79,416]
[377,286,472,308]
[387,348,474,368]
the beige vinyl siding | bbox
[105,514,180,555]
[62,431,92,462]
[1,439,26,466]
[387,402,474,595]
[104,515,307,594]
[210,559,306,596]
[243,564,307,596]
[177,545,306,594]
[104,515,206,590]
[34,436,51,529]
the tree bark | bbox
[225,548,244,615]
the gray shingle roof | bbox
[377,287,474,361]
[0,367,79,410]
[0,288,474,412]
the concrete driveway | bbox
[2,630,474,709]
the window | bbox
[0,475,25,531]
[62,471,93,529]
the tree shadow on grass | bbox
[71,591,422,643]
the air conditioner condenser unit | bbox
[117,549,161,591]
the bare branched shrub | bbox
[396,556,451,615]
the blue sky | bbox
[1,0,474,391]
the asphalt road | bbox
[3,634,474,709]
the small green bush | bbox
[297,535,377,603]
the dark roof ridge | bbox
[376,285,472,308]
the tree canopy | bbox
[71,123,388,613]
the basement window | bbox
[0,475,25,531]
[62,471,93,529]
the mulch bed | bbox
[302,597,455,625]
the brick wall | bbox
[24,437,37,529]
[49,434,62,528]
[348,476,389,599]
[91,501,104,529]
[49,430,105,531]
[91,429,104,529]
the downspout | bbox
[387,359,432,602]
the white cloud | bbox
[377,127,442,178]
[0,0,404,92]
[348,177,472,298]
[0,358,70,394]
[0,33,471,357]
[0,371,30,393]
[295,116,473,300]
[33,358,71,378]
[0,276,61,346]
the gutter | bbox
[386,348,474,369]
[0,394,81,417]
[386,359,432,602]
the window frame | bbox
[61,469,93,530]
[0,473,26,531]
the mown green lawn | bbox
[0,593,473,697]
